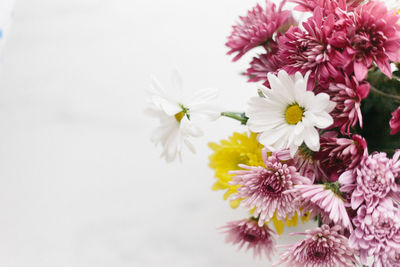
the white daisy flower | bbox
[247,70,335,157]
[145,70,219,162]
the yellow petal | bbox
[229,199,241,209]
[286,212,299,227]
[211,181,227,191]
[301,211,311,223]
[272,216,284,235]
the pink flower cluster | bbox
[349,200,400,266]
[221,0,400,265]
[338,151,400,265]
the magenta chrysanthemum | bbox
[226,0,292,61]
[328,75,370,134]
[279,8,343,88]
[246,52,282,87]
[229,150,311,226]
[339,152,400,211]
[348,1,400,80]
[220,218,277,259]
[277,225,358,267]
[349,200,400,265]
[315,132,368,182]
[390,106,400,135]
[290,0,362,13]
[288,183,352,230]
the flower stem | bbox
[316,214,322,227]
[220,112,249,125]
[370,85,400,103]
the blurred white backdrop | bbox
[0,0,315,266]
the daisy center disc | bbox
[285,104,304,125]
[174,104,190,123]
[174,111,185,122]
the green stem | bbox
[316,214,322,227]
[220,112,248,125]
[370,85,400,103]
[257,89,266,98]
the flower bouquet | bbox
[146,0,400,266]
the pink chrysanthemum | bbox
[292,146,323,183]
[279,8,344,88]
[288,183,352,230]
[349,200,400,265]
[276,146,323,183]
[226,0,291,61]
[377,250,400,267]
[390,106,400,135]
[246,52,282,87]
[220,218,277,259]
[290,0,362,13]
[348,1,400,80]
[339,152,400,211]
[229,150,311,226]
[315,132,368,182]
[393,150,400,184]
[277,225,358,267]
[328,75,370,134]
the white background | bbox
[0,0,316,266]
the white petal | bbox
[148,77,181,116]
[149,76,166,95]
[309,93,332,112]
[294,71,306,83]
[294,77,307,95]
[302,91,317,110]
[267,73,283,92]
[180,118,204,138]
[289,145,299,158]
[160,125,181,162]
[303,126,320,151]
[278,70,295,89]
[304,111,333,129]
[188,88,220,121]
[184,139,196,154]
[294,82,307,107]
[247,118,284,132]
[189,104,221,121]
[303,71,311,84]
[188,87,219,106]
[294,122,305,135]
[258,124,291,149]
[326,100,336,113]
[268,73,294,104]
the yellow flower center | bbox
[285,104,304,125]
[174,111,185,123]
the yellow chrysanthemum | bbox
[209,131,310,234]
[209,132,264,208]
